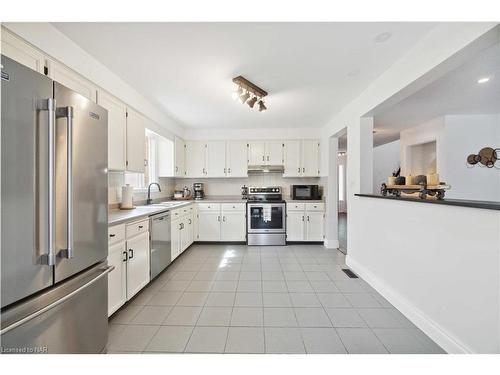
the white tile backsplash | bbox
[108,172,175,205]
[108,171,327,206]
[176,174,327,198]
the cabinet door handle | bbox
[228,168,231,174]
[302,216,304,221]
[176,166,178,172]
[188,219,192,224]
[128,249,134,259]
[302,168,305,173]
[298,167,300,173]
[307,216,310,222]
[122,251,128,262]
[138,225,143,229]
[179,223,182,230]
[267,156,269,161]
[223,216,226,222]
[262,155,265,162]
[109,234,116,238]
[218,216,221,222]
[224,167,226,174]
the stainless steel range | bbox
[246,187,286,246]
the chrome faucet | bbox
[146,182,161,205]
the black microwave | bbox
[291,185,321,200]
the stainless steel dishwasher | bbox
[150,212,171,279]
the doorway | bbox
[338,134,347,254]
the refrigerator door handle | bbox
[0,265,114,336]
[57,106,74,259]
[37,98,57,266]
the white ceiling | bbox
[373,41,500,146]
[53,22,436,130]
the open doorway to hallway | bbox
[338,134,347,254]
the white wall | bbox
[372,140,400,194]
[3,23,184,140]
[320,23,499,353]
[399,114,500,201]
[400,117,445,177]
[348,198,500,353]
[444,114,500,201]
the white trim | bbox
[323,239,339,249]
[346,255,474,354]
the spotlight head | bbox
[240,91,250,104]
[258,100,267,112]
[247,96,258,108]
[231,86,243,100]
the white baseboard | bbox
[346,256,474,354]
[323,239,339,249]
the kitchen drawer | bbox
[287,202,305,211]
[108,224,125,245]
[197,203,221,211]
[126,219,149,239]
[306,202,325,212]
[171,205,191,219]
[221,203,246,212]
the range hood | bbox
[247,165,285,174]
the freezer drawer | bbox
[0,263,113,354]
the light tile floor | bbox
[106,243,445,354]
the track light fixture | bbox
[232,75,268,112]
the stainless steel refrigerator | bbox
[1,56,112,353]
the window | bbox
[124,129,174,191]
[338,164,345,201]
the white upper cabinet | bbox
[283,139,320,177]
[248,141,266,165]
[158,135,175,177]
[226,141,248,178]
[126,109,146,173]
[46,59,98,102]
[1,27,45,73]
[97,90,127,171]
[185,141,206,177]
[206,141,226,178]
[174,137,185,177]
[266,141,284,165]
[248,141,283,165]
[283,140,302,177]
[301,140,320,177]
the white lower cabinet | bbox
[197,210,221,241]
[197,203,246,242]
[286,203,324,242]
[171,218,182,261]
[171,205,196,261]
[107,241,127,316]
[286,211,306,241]
[107,219,150,317]
[126,231,150,298]
[220,212,246,241]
